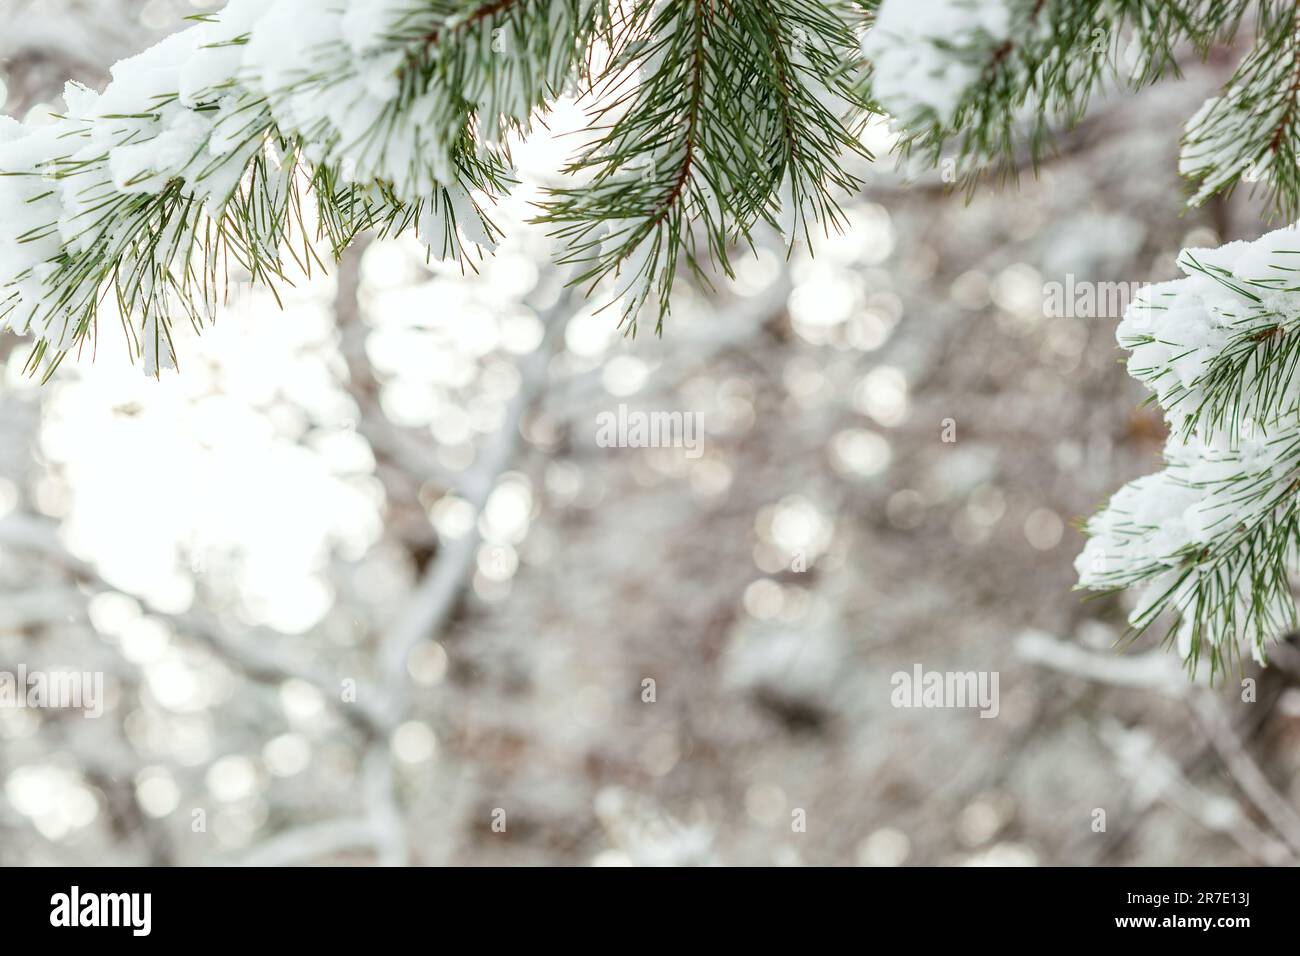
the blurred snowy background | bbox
[3,1,1300,866]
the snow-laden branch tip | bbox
[863,0,1300,675]
[1075,226,1300,674]
[0,0,873,375]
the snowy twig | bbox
[1189,690,1300,856]
[378,283,574,701]
[236,261,575,866]
[1099,720,1294,866]
[1020,629,1300,861]
[0,511,386,732]
[1015,629,1187,695]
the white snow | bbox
[861,0,1013,127]
[0,0,568,373]
[1077,224,1300,662]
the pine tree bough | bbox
[0,0,872,378]
[10,1,1300,675]
[862,0,1300,675]
[1076,234,1300,675]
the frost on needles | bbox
[0,0,872,378]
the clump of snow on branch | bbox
[1,0,874,373]
[0,0,592,375]
[1076,226,1300,668]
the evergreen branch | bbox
[0,0,602,375]
[1080,225,1300,677]
[1181,2,1300,219]
[1079,428,1300,678]
[537,0,873,334]
[864,0,1256,192]
[1,0,873,370]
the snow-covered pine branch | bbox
[1075,228,1300,675]
[0,0,601,376]
[0,0,873,375]
[863,0,1300,676]
[540,0,870,332]
[15,0,1300,676]
[1181,3,1300,218]
[863,0,1252,189]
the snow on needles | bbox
[0,0,579,374]
[862,0,1013,127]
[858,0,1300,667]
[1077,226,1300,665]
